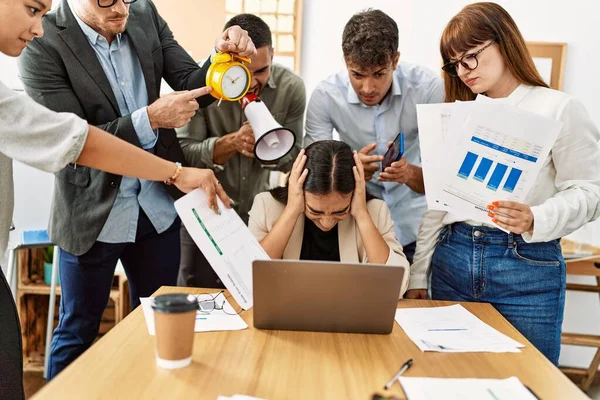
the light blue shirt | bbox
[71,8,177,243]
[304,63,444,246]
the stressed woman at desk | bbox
[248,140,409,295]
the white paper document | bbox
[140,296,248,335]
[217,396,266,400]
[416,103,455,212]
[174,189,270,310]
[399,376,537,400]
[395,304,524,353]
[417,100,562,224]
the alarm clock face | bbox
[222,65,250,99]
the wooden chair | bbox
[560,239,600,391]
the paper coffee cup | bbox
[152,294,198,369]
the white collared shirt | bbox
[410,84,600,289]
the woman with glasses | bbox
[248,140,410,296]
[407,2,600,365]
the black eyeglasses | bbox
[97,0,137,8]
[441,40,495,77]
[194,291,243,316]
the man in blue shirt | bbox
[304,9,444,263]
[18,0,255,379]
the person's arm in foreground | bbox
[79,125,230,210]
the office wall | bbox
[300,0,600,369]
[151,0,225,61]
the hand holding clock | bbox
[215,25,257,57]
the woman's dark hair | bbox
[270,140,357,204]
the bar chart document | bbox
[439,101,562,223]
[175,189,270,310]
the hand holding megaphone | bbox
[241,94,296,164]
[234,122,255,158]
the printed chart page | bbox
[175,189,270,310]
[439,101,561,223]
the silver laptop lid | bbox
[252,259,405,334]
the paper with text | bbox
[440,101,561,223]
[395,304,524,353]
[140,295,248,335]
[399,376,537,400]
[418,100,562,225]
[174,189,270,309]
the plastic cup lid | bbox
[151,293,198,314]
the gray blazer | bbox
[18,0,214,255]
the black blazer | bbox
[18,0,214,255]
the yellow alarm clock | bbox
[206,52,252,102]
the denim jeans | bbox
[48,209,181,379]
[431,222,566,365]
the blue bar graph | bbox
[502,168,523,193]
[457,152,478,179]
[486,163,508,191]
[473,158,493,182]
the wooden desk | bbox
[33,286,588,400]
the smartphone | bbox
[382,132,405,170]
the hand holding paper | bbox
[174,189,270,310]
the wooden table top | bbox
[32,286,588,400]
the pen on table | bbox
[384,358,413,390]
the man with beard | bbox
[304,9,444,264]
[176,13,305,288]
[17,0,255,379]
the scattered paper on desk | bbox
[140,296,248,335]
[395,304,523,353]
[175,189,271,310]
[399,376,537,400]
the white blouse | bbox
[0,81,88,265]
[410,84,600,290]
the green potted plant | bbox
[43,246,59,286]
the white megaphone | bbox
[241,94,296,164]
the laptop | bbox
[252,259,406,334]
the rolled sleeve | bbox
[177,111,221,170]
[131,107,158,149]
[522,98,600,243]
[0,83,89,172]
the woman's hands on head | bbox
[286,149,308,217]
[350,150,369,219]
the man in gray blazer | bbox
[18,0,254,379]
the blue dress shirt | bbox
[304,62,445,246]
[71,8,177,243]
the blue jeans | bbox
[431,222,566,365]
[48,210,181,379]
